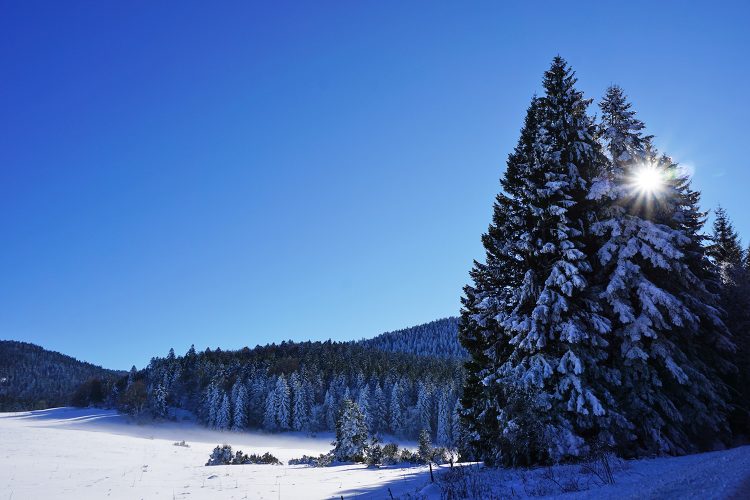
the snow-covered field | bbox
[0,408,431,499]
[1,407,749,499]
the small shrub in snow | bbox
[539,467,583,493]
[364,437,383,467]
[287,453,333,467]
[206,444,234,466]
[206,445,280,466]
[316,453,333,467]
[579,450,626,486]
[233,451,281,465]
[431,446,450,465]
[381,443,400,465]
[400,448,418,463]
[287,455,316,466]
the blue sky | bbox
[2,1,749,369]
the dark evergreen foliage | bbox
[460,57,613,466]
[459,96,543,463]
[709,207,743,273]
[460,59,737,466]
[112,339,465,441]
[360,317,464,359]
[708,207,750,434]
[205,445,281,466]
[0,340,122,411]
[205,444,234,466]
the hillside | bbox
[360,317,464,359]
[0,340,122,411]
[131,339,464,442]
[0,316,467,436]
[0,315,466,429]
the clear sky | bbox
[2,1,749,369]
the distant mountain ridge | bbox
[359,317,465,359]
[0,340,122,411]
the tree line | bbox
[111,340,466,445]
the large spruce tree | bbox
[461,64,736,466]
[592,85,732,455]
[460,57,615,466]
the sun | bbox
[633,165,663,194]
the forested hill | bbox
[1,317,467,442]
[0,340,122,411]
[359,317,465,359]
[119,340,465,444]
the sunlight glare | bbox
[634,165,663,194]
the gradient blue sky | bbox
[2,1,749,369]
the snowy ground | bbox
[1,408,749,499]
[438,446,750,499]
[0,407,430,499]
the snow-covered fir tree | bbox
[371,383,386,434]
[460,57,614,466]
[356,384,372,433]
[415,382,433,435]
[708,207,743,281]
[323,389,337,431]
[290,374,308,432]
[389,382,403,436]
[249,375,267,426]
[109,384,119,407]
[215,392,230,430]
[152,384,168,418]
[205,383,221,428]
[451,399,463,450]
[593,84,733,455]
[126,365,137,390]
[263,384,278,430]
[333,399,369,462]
[231,380,248,431]
[275,375,291,430]
[436,389,452,447]
[417,429,433,463]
